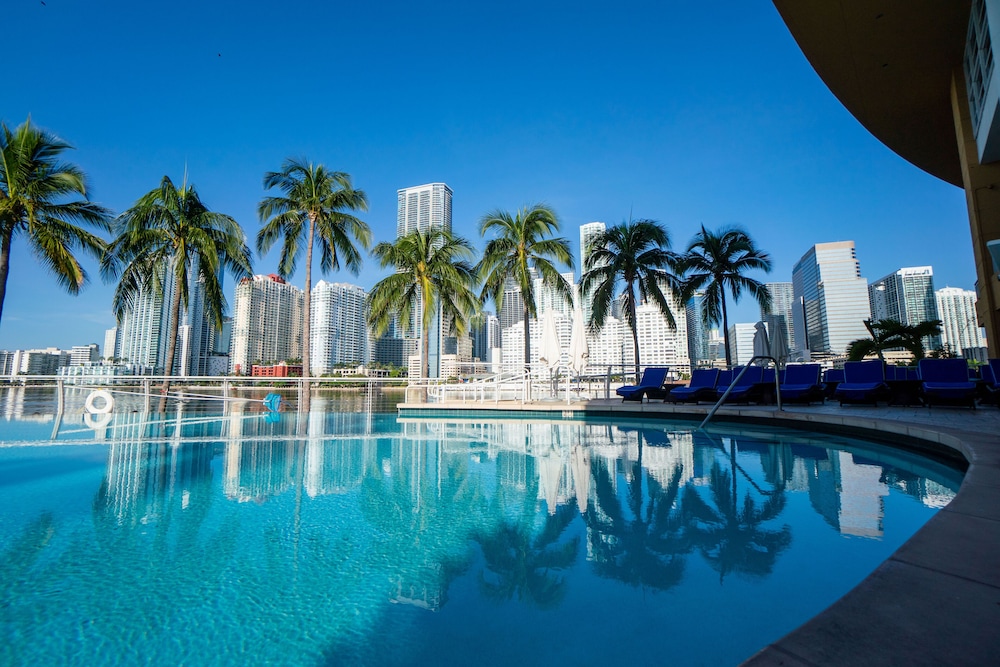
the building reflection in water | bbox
[94,410,215,528]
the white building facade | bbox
[792,241,871,359]
[229,274,304,375]
[310,281,368,375]
[935,287,986,355]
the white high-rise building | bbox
[396,182,452,378]
[396,182,452,237]
[229,274,304,375]
[579,222,606,326]
[791,241,871,359]
[869,266,941,349]
[117,268,176,373]
[115,264,216,375]
[310,281,368,374]
[633,300,690,374]
[762,282,796,352]
[935,287,986,355]
[104,327,119,360]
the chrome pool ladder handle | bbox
[699,355,782,430]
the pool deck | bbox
[400,398,1000,666]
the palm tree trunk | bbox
[301,212,315,413]
[0,230,12,329]
[628,283,640,384]
[523,301,531,372]
[721,288,732,368]
[159,274,183,412]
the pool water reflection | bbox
[0,411,961,666]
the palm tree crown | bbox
[580,219,682,383]
[257,159,370,412]
[367,228,479,381]
[0,118,112,329]
[102,175,253,400]
[847,318,943,363]
[680,225,772,367]
[477,205,574,370]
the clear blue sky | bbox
[2,0,970,351]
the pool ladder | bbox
[699,355,782,429]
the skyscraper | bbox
[935,287,986,355]
[395,183,452,378]
[869,266,941,349]
[685,292,709,367]
[310,281,368,374]
[579,222,605,326]
[761,282,796,352]
[791,241,871,359]
[229,274,304,375]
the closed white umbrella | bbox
[569,303,589,376]
[753,321,770,358]
[538,311,562,369]
[769,320,790,367]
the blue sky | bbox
[2,0,970,351]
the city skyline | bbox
[2,1,975,351]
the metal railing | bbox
[699,356,782,429]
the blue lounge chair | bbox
[779,364,824,404]
[716,366,764,404]
[981,360,1000,405]
[669,368,720,403]
[918,358,978,408]
[834,360,889,405]
[616,367,670,402]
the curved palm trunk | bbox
[158,276,183,412]
[301,213,315,413]
[627,282,640,384]
[720,287,732,368]
[0,230,11,329]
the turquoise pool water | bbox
[0,407,962,665]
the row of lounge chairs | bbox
[617,358,1000,408]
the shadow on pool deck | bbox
[399,399,1000,666]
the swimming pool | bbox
[0,405,962,665]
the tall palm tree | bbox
[477,205,574,371]
[257,159,370,413]
[580,219,682,383]
[680,225,772,367]
[102,175,252,407]
[367,228,479,382]
[0,118,112,330]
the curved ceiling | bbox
[773,1,970,186]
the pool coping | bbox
[399,400,1000,666]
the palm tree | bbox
[257,159,370,412]
[680,225,772,367]
[0,118,112,330]
[477,205,574,371]
[847,318,943,362]
[367,228,479,382]
[580,219,682,383]
[102,175,252,407]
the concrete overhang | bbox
[772,1,971,187]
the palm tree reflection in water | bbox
[584,430,689,591]
[682,433,792,583]
[475,453,580,609]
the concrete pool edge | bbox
[399,400,1000,666]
